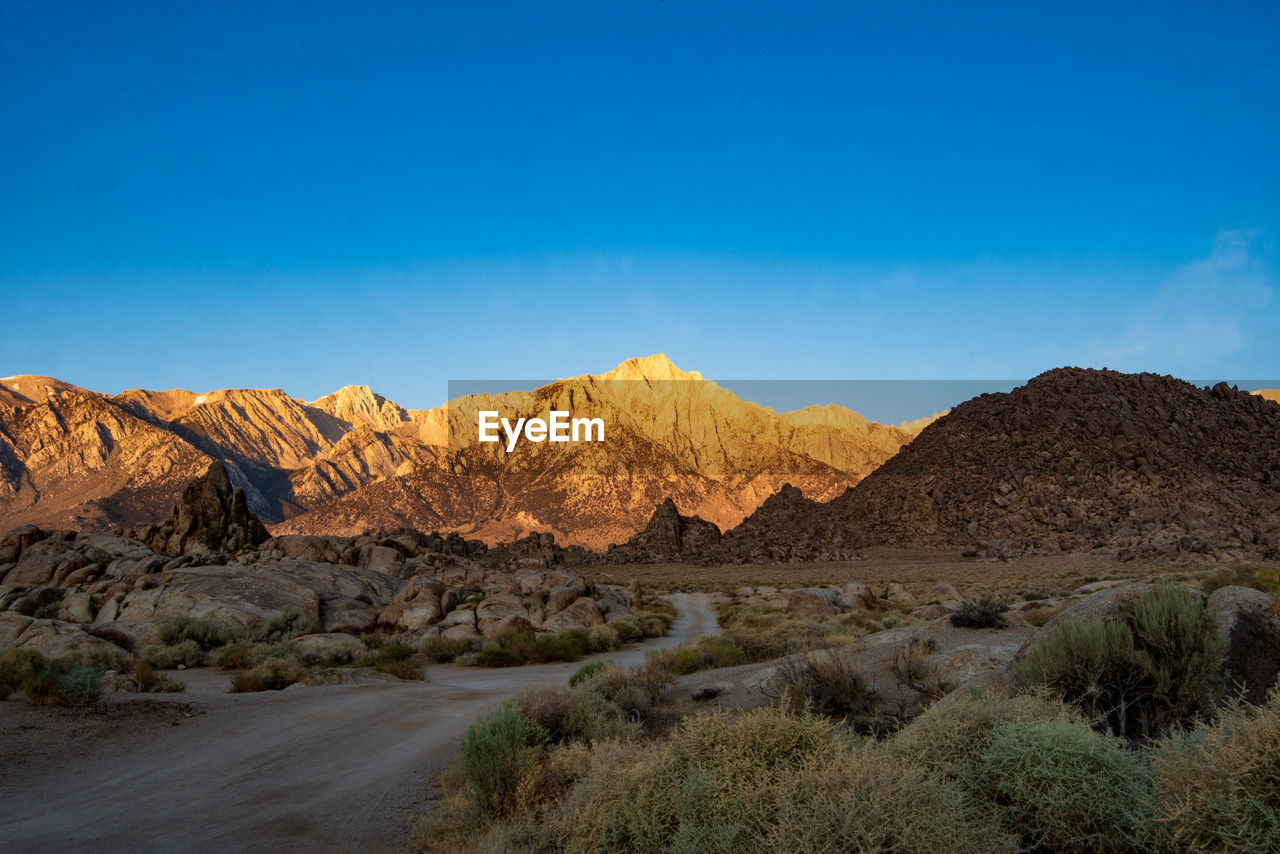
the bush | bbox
[1017,586,1226,739]
[718,606,874,661]
[647,635,742,675]
[133,659,185,693]
[1200,566,1280,596]
[569,660,609,688]
[961,718,1152,853]
[1130,584,1227,725]
[765,650,871,718]
[158,615,244,651]
[516,683,638,744]
[459,703,550,816]
[376,657,424,680]
[260,606,319,643]
[586,624,619,653]
[211,640,266,669]
[141,639,206,669]
[0,648,45,699]
[610,615,643,642]
[949,598,1009,629]
[891,687,1080,771]
[567,706,1010,854]
[419,634,476,663]
[478,644,525,668]
[9,651,105,707]
[1149,691,1280,852]
[230,656,304,692]
[520,629,589,664]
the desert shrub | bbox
[519,629,589,663]
[419,634,476,663]
[586,624,619,653]
[567,706,1008,854]
[891,687,1079,771]
[579,660,672,711]
[764,650,871,718]
[891,631,943,700]
[210,639,270,669]
[1017,586,1226,739]
[569,659,609,688]
[962,718,1151,853]
[478,644,525,667]
[141,639,206,669]
[609,615,643,642]
[642,635,743,677]
[1149,691,1280,852]
[230,656,304,692]
[133,659,185,693]
[949,598,1009,628]
[376,657,424,680]
[762,744,1017,854]
[517,683,638,744]
[85,624,135,651]
[1022,603,1066,627]
[1200,566,1280,596]
[1130,584,1227,724]
[454,651,481,667]
[259,606,319,643]
[158,615,245,651]
[719,606,875,661]
[16,653,105,707]
[459,703,550,817]
[0,648,46,699]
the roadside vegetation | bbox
[415,584,1280,853]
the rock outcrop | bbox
[606,499,723,564]
[126,462,270,557]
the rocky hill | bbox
[713,368,1280,563]
[0,357,928,547]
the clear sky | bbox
[1,1,1276,414]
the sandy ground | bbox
[0,592,719,854]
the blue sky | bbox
[1,1,1276,416]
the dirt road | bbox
[0,593,719,854]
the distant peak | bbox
[600,354,704,383]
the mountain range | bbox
[0,356,933,548]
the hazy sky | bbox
[2,1,1276,412]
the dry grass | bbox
[581,548,1274,598]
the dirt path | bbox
[0,593,718,854]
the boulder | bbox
[925,582,962,602]
[542,597,605,630]
[785,590,836,617]
[380,575,446,630]
[6,617,129,659]
[836,581,876,611]
[110,566,321,646]
[482,615,536,642]
[1208,586,1280,704]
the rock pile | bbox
[716,369,1280,563]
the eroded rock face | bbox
[128,462,270,558]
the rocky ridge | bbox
[0,357,929,548]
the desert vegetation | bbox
[415,583,1280,853]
